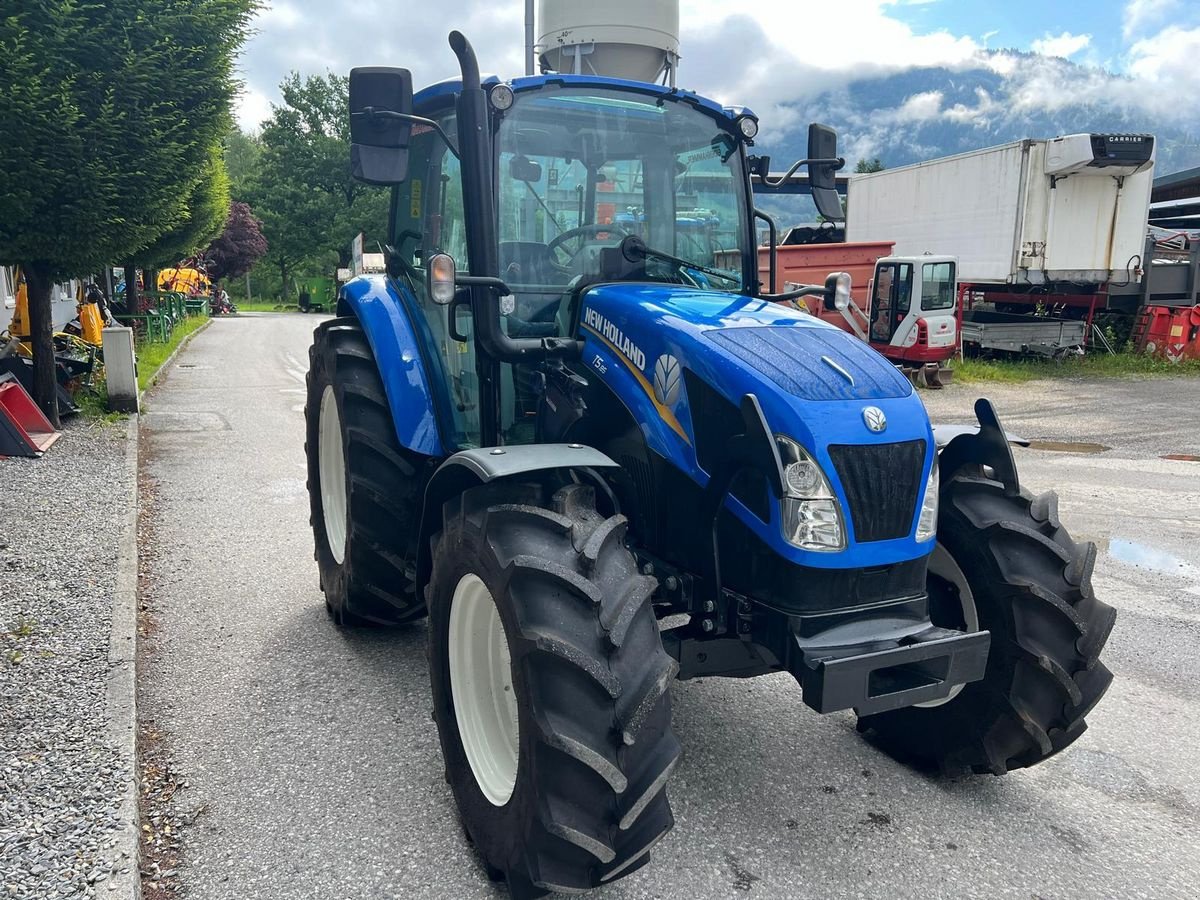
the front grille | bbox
[828,440,926,543]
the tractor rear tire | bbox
[858,473,1116,775]
[305,317,426,626]
[428,482,680,898]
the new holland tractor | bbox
[304,32,1116,897]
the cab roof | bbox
[412,73,753,123]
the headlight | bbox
[737,116,759,139]
[776,436,846,551]
[915,457,939,542]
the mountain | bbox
[755,50,1200,181]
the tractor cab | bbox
[371,70,786,448]
[868,255,958,363]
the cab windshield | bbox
[496,86,751,328]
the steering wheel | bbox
[547,223,631,266]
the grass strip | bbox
[951,353,1200,384]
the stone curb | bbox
[103,413,142,899]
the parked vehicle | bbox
[210,290,237,315]
[845,133,1156,351]
[305,20,1115,898]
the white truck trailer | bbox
[845,134,1156,355]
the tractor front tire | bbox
[305,317,426,626]
[428,482,681,898]
[858,472,1116,775]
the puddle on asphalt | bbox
[1108,539,1198,581]
[1026,440,1110,454]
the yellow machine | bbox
[76,282,104,345]
[158,267,211,296]
[8,267,30,339]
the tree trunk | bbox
[244,271,252,304]
[145,267,159,302]
[23,263,60,429]
[124,264,139,315]
[280,260,289,302]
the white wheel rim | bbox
[449,573,519,806]
[914,542,979,709]
[318,385,348,565]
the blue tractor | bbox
[305,33,1115,897]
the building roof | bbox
[1152,166,1200,204]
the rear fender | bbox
[415,444,620,598]
[337,275,444,457]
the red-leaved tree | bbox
[204,201,268,281]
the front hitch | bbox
[791,621,990,715]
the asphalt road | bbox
[140,313,1200,900]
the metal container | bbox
[846,135,1156,287]
[536,0,679,84]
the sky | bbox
[234,0,1200,146]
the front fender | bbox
[936,399,1022,494]
[414,444,620,598]
[338,275,444,457]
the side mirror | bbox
[349,67,414,185]
[807,123,845,222]
[822,272,852,311]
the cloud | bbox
[1127,25,1200,95]
[235,86,273,133]
[1030,31,1092,58]
[228,0,1200,158]
[1123,0,1179,39]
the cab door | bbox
[869,261,912,345]
[915,259,958,352]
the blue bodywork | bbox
[577,286,934,570]
[413,73,753,123]
[338,275,445,457]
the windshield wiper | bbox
[619,235,741,286]
[519,178,564,235]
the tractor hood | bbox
[578,283,936,568]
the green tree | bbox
[0,0,254,423]
[224,128,263,199]
[854,157,886,173]
[245,73,389,299]
[135,144,232,294]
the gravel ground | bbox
[0,418,136,898]
[917,376,1200,460]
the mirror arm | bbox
[758,156,845,188]
[456,274,511,293]
[761,284,826,303]
[352,108,460,158]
